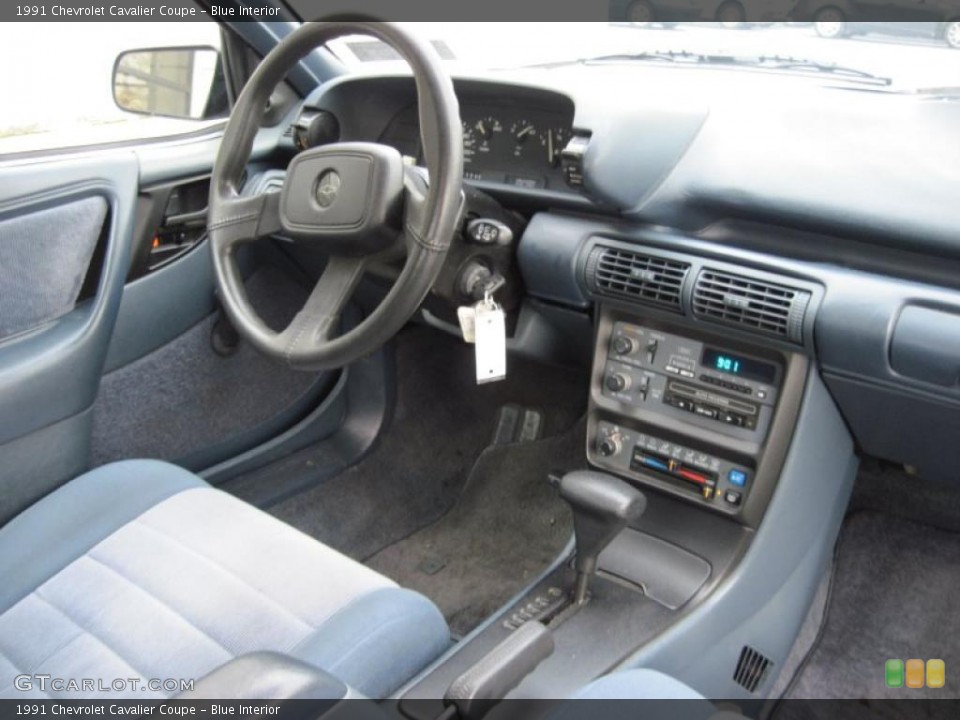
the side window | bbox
[0,20,225,155]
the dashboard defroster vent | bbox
[733,645,773,693]
[693,269,810,344]
[586,245,690,311]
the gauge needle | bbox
[516,125,535,141]
[476,120,487,138]
[547,130,554,163]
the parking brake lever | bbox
[441,621,554,720]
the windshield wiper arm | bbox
[749,55,892,85]
[505,50,702,70]
[508,52,892,86]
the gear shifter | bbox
[559,471,647,605]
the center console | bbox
[588,307,805,527]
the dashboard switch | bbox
[728,470,748,487]
[466,218,513,246]
[646,340,659,365]
[597,433,623,458]
[638,376,651,401]
[560,134,589,189]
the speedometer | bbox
[510,120,543,159]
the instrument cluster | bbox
[381,101,575,192]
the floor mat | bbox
[267,326,587,563]
[785,511,960,701]
[366,419,587,637]
[91,266,320,468]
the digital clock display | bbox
[701,348,777,384]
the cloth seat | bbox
[560,670,747,720]
[0,460,450,700]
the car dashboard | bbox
[268,68,960,524]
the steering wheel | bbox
[208,22,463,371]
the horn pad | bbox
[280,142,405,255]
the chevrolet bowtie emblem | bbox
[315,170,341,209]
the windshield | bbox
[326,22,960,90]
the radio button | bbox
[680,370,695,379]
[668,397,694,412]
[722,413,745,427]
[694,405,719,420]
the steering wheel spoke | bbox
[208,190,282,249]
[281,256,368,356]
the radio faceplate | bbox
[602,322,781,442]
[589,312,789,519]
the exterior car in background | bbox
[813,19,960,47]
[610,0,796,24]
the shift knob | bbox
[559,470,646,604]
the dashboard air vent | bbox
[733,646,773,693]
[693,269,810,344]
[585,245,690,311]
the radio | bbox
[599,322,783,440]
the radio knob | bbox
[598,433,623,458]
[612,336,636,356]
[605,373,631,393]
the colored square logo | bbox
[927,660,946,689]
[906,659,926,689]
[886,659,905,688]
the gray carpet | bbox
[91,266,321,467]
[786,511,960,701]
[267,326,587,565]
[367,419,587,637]
[851,458,960,535]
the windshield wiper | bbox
[512,50,703,69]
[511,52,892,86]
[745,55,892,86]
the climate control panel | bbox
[595,421,752,512]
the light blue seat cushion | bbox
[0,461,450,699]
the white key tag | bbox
[458,305,477,344]
[475,299,506,385]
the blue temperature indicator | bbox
[715,355,741,374]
